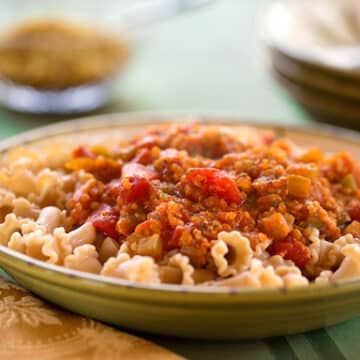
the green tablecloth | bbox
[0,1,357,359]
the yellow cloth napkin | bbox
[0,277,182,360]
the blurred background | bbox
[0,0,359,138]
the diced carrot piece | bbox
[299,148,324,163]
[287,174,311,198]
[260,212,291,241]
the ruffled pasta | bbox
[167,253,194,285]
[209,256,308,288]
[305,229,360,278]
[64,244,102,274]
[0,188,15,208]
[12,197,39,219]
[209,259,283,288]
[0,188,39,220]
[0,214,24,246]
[332,245,360,281]
[267,256,309,287]
[0,168,37,197]
[101,254,160,284]
[2,208,96,266]
[211,231,253,277]
[0,167,74,209]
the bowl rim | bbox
[257,0,360,79]
[2,111,360,300]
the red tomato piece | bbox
[121,177,151,203]
[131,149,152,165]
[119,163,158,203]
[72,146,96,159]
[185,168,243,204]
[271,240,310,268]
[122,163,158,180]
[88,204,119,239]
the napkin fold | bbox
[0,277,182,360]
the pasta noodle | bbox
[168,253,194,285]
[211,231,253,277]
[64,244,102,274]
[101,253,160,284]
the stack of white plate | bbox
[259,0,360,127]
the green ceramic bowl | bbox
[2,113,360,339]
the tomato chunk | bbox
[131,149,152,164]
[185,168,243,204]
[121,177,152,203]
[270,240,310,268]
[117,163,158,203]
[72,146,96,159]
[88,204,119,239]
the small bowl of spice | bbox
[0,16,130,114]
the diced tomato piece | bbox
[270,240,310,268]
[131,149,152,165]
[88,204,119,239]
[118,163,158,203]
[120,177,151,203]
[72,146,96,159]
[122,163,158,180]
[185,168,243,204]
[347,201,360,222]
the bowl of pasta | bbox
[1,112,360,339]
